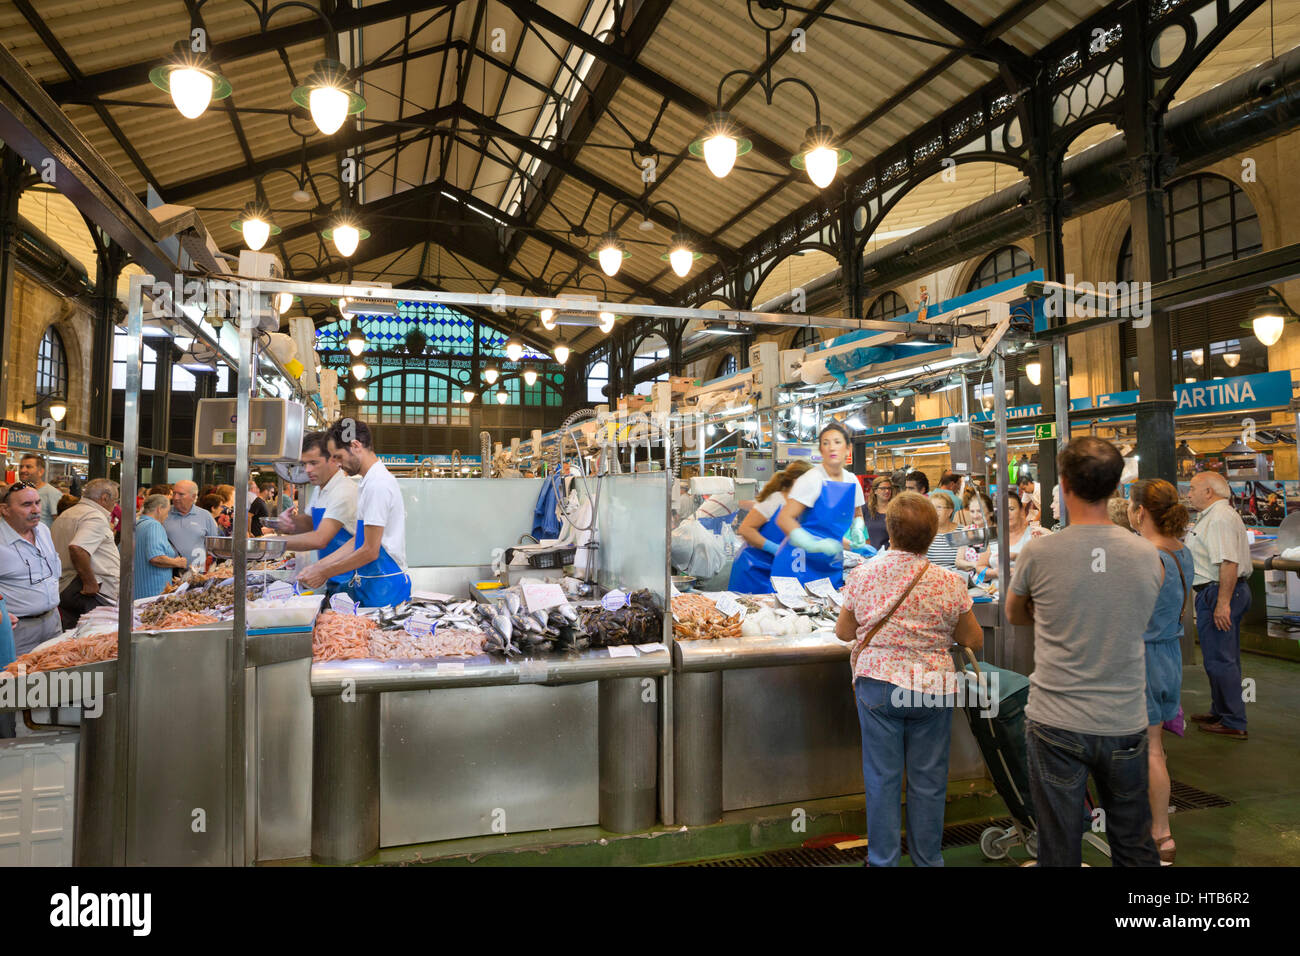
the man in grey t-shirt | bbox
[1008,437,1162,867]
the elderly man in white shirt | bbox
[1186,472,1253,739]
[51,477,120,628]
[0,482,63,656]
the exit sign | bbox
[1034,423,1056,441]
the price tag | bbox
[607,645,639,658]
[670,583,682,598]
[635,642,666,653]
[266,580,294,601]
[601,589,630,611]
[713,592,746,619]
[805,578,836,598]
[770,576,809,609]
[436,661,465,675]
[521,577,567,612]
[404,618,436,638]
[330,593,357,615]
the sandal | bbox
[1156,835,1176,866]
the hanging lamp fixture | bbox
[150,40,231,119]
[291,59,366,135]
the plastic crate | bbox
[0,731,78,866]
[525,547,577,570]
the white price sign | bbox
[805,578,843,605]
[607,645,639,658]
[770,576,809,609]
[520,577,567,612]
[436,661,465,675]
[713,592,746,619]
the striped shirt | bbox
[925,532,961,568]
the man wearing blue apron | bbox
[296,420,411,607]
[772,423,866,588]
[275,430,357,595]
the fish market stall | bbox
[308,470,672,864]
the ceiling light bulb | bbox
[1254,313,1285,346]
[599,311,615,334]
[891,394,905,407]
[242,215,270,251]
[1190,348,1205,366]
[49,401,67,423]
[484,366,499,385]
[669,245,693,278]
[803,144,839,188]
[496,389,508,405]
[1223,352,1240,367]
[462,389,476,403]
[505,339,524,363]
[1005,388,1015,400]
[1026,361,1041,386]
[597,237,624,278]
[275,292,293,315]
[523,368,538,386]
[353,384,367,400]
[332,223,360,257]
[350,359,367,380]
[553,342,570,365]
[168,67,213,119]
[540,307,556,330]
[346,327,366,356]
[310,85,350,135]
[703,133,738,178]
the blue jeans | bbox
[1195,579,1250,731]
[1025,719,1161,867]
[854,676,954,867]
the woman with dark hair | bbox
[728,461,813,594]
[865,476,894,551]
[837,491,983,866]
[1127,478,1193,866]
[771,422,866,587]
[976,489,1045,581]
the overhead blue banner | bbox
[4,428,90,457]
[1093,370,1293,421]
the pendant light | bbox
[663,229,700,279]
[689,111,751,179]
[595,231,627,277]
[353,383,367,401]
[483,365,500,386]
[291,59,366,135]
[149,41,231,120]
[496,389,508,405]
[540,306,556,331]
[1245,289,1292,346]
[552,334,570,366]
[790,125,851,189]
[350,357,368,380]
[322,213,368,258]
[49,399,68,423]
[1025,361,1042,386]
[505,339,524,363]
[232,200,279,252]
[1223,352,1241,368]
[462,389,477,403]
[275,292,294,316]
[523,367,538,387]
[345,321,366,356]
[599,310,616,334]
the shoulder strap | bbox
[1158,546,1189,607]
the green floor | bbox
[277,639,1299,867]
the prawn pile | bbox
[671,593,742,641]
[3,631,119,676]
[155,611,220,629]
[367,628,486,660]
[312,611,376,661]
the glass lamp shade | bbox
[170,67,214,119]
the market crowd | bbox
[833,435,1251,867]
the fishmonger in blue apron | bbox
[345,519,412,608]
[727,502,786,594]
[312,502,355,594]
[770,424,866,589]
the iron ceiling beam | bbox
[901,0,1034,75]
[41,0,464,104]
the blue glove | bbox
[790,527,842,556]
[846,516,868,551]
[853,543,878,557]
[761,539,780,556]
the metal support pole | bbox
[1053,340,1071,526]
[112,272,147,864]
[311,693,381,864]
[598,676,659,832]
[229,300,254,867]
[992,348,1011,659]
[673,670,723,825]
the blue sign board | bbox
[379,454,482,466]
[5,428,90,457]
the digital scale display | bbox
[212,429,268,446]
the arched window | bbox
[587,360,609,403]
[1117,174,1266,388]
[866,291,909,320]
[37,326,68,398]
[792,326,820,351]
[715,353,738,379]
[968,246,1034,292]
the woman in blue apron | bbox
[772,423,866,588]
[346,520,412,608]
[728,461,813,594]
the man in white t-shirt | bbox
[275,431,358,592]
[296,420,410,606]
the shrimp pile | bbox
[367,627,486,660]
[156,611,220,629]
[671,593,742,641]
[3,632,119,676]
[312,611,376,661]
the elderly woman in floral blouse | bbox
[836,491,984,866]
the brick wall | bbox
[5,268,94,434]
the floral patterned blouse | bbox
[842,550,973,692]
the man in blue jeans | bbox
[1185,472,1252,739]
[1008,437,1163,866]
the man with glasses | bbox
[51,478,120,628]
[0,482,64,656]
